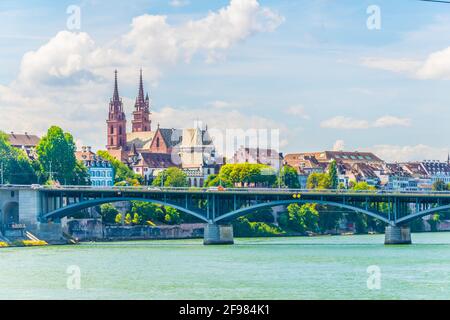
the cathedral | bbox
[106,70,219,186]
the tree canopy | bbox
[0,132,37,184]
[152,167,188,187]
[97,150,141,185]
[278,165,300,188]
[36,126,89,185]
[216,163,277,187]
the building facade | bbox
[76,146,114,187]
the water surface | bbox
[1,233,449,299]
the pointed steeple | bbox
[136,69,145,110]
[132,68,151,132]
[113,69,120,102]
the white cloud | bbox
[169,0,190,8]
[321,115,411,129]
[373,116,411,128]
[333,139,345,151]
[207,100,245,109]
[416,46,450,80]
[0,0,284,150]
[285,105,310,119]
[320,116,370,129]
[361,45,450,80]
[368,144,448,163]
[360,57,421,75]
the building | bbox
[285,150,384,187]
[178,127,219,187]
[105,70,220,186]
[231,146,283,172]
[131,151,177,184]
[7,132,40,160]
[76,146,114,187]
[419,160,450,184]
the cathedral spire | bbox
[136,68,145,110]
[113,69,120,102]
[132,69,151,132]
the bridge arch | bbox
[214,200,392,225]
[43,197,209,223]
[395,204,450,225]
[1,201,19,226]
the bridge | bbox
[2,185,450,244]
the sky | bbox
[1,0,450,162]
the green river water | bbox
[1,233,449,300]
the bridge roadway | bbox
[2,185,450,244]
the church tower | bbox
[106,70,127,150]
[132,69,151,132]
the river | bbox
[1,233,449,300]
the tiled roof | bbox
[159,128,183,147]
[126,131,155,150]
[138,152,178,168]
[8,133,40,147]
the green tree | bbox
[114,213,122,224]
[217,163,277,188]
[306,172,331,189]
[132,213,141,225]
[432,179,447,191]
[203,174,233,188]
[100,204,119,224]
[152,167,188,187]
[73,161,90,185]
[131,201,165,224]
[232,216,284,237]
[328,160,338,190]
[278,165,300,188]
[164,207,182,224]
[283,203,319,234]
[352,181,376,191]
[97,150,141,185]
[0,132,37,184]
[125,213,132,225]
[36,126,79,184]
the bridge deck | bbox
[3,185,450,199]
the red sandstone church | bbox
[106,70,219,186]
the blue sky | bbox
[1,0,450,161]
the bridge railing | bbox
[4,184,450,197]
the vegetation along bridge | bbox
[2,185,450,244]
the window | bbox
[156,137,160,148]
[110,126,114,134]
[119,126,122,135]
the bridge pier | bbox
[203,224,234,245]
[385,225,411,245]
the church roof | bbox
[159,128,183,147]
[126,131,155,150]
[137,152,178,168]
